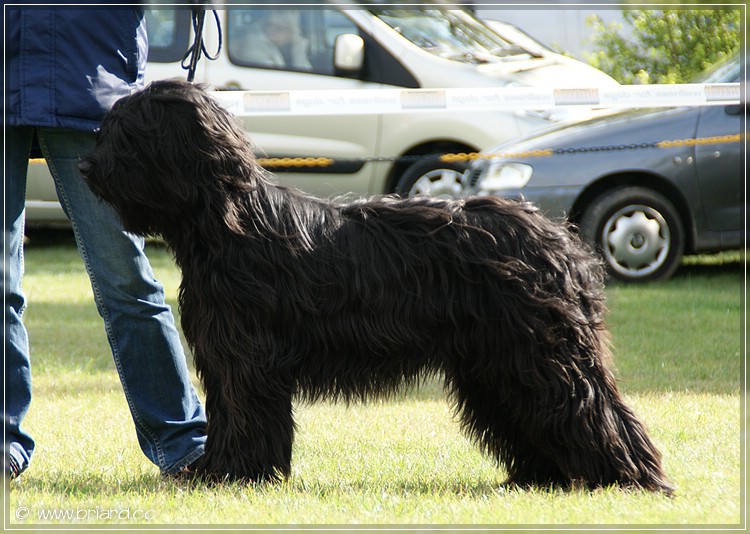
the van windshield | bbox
[370,9,533,63]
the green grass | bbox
[6,231,745,527]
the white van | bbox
[26,6,617,224]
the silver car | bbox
[464,53,743,282]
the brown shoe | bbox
[164,458,202,482]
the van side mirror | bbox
[334,34,365,75]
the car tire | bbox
[580,186,684,282]
[395,159,468,199]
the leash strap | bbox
[182,7,222,83]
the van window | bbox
[227,8,358,75]
[145,9,191,63]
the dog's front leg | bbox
[197,360,295,483]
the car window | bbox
[694,53,741,83]
[371,8,528,63]
[145,9,191,63]
[227,8,359,75]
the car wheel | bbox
[580,186,684,282]
[395,159,468,199]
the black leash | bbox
[182,6,222,83]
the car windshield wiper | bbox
[490,44,535,58]
[444,51,492,64]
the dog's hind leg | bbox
[448,376,568,489]
[449,364,673,494]
[197,367,295,482]
[551,368,675,494]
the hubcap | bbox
[602,205,670,278]
[409,169,464,199]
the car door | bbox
[693,103,743,233]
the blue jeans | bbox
[4,126,206,475]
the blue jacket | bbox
[6,8,147,132]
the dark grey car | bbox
[464,53,744,282]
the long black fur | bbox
[81,79,673,494]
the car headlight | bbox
[477,162,533,193]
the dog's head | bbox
[80,79,261,237]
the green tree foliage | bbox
[585,9,741,84]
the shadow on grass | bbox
[15,468,504,499]
[162,474,650,500]
[160,473,507,498]
[23,227,77,248]
[14,471,163,496]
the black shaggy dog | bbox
[80,79,673,494]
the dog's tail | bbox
[604,394,675,495]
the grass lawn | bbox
[5,230,745,528]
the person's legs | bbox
[4,126,36,478]
[38,127,206,473]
